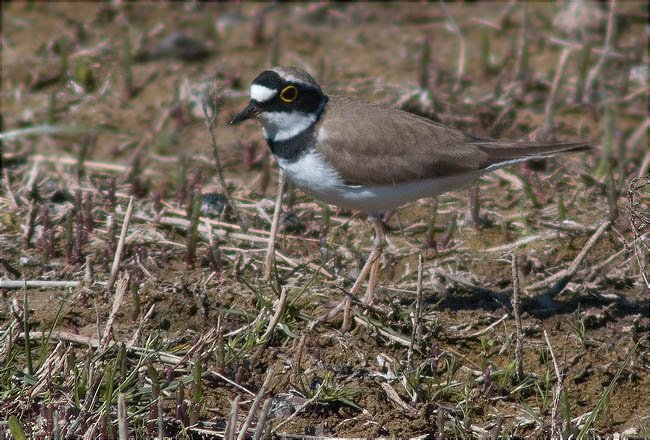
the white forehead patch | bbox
[250,84,276,102]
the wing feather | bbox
[316,96,591,186]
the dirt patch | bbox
[2,2,649,438]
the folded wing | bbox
[317,96,590,186]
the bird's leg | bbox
[362,215,385,304]
[347,214,384,299]
[320,215,386,328]
[341,215,385,331]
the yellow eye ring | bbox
[280,85,298,103]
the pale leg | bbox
[322,215,386,329]
[362,216,385,304]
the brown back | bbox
[316,96,590,186]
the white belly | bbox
[277,151,483,214]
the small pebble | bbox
[51,189,74,204]
[281,212,302,233]
[201,193,228,217]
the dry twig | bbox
[541,47,572,138]
[17,330,256,396]
[627,176,650,288]
[584,0,617,101]
[408,253,424,367]
[107,196,134,291]
[271,389,322,434]
[512,247,524,381]
[260,287,288,342]
[439,2,466,91]
[100,272,129,348]
[202,83,248,232]
[453,313,508,340]
[224,395,240,440]
[264,170,286,281]
[0,280,80,289]
[525,220,611,293]
[544,330,565,438]
[513,3,529,81]
[380,382,418,413]
[237,369,273,440]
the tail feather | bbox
[466,136,593,170]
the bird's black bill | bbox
[230,101,259,124]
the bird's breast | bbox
[276,149,346,197]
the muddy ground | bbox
[2,2,649,439]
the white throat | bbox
[260,111,317,142]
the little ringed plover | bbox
[231,66,591,325]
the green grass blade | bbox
[8,415,27,440]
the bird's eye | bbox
[279,85,298,103]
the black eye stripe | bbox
[254,89,326,114]
[252,70,322,98]
[250,70,327,113]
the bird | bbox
[231,66,591,326]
